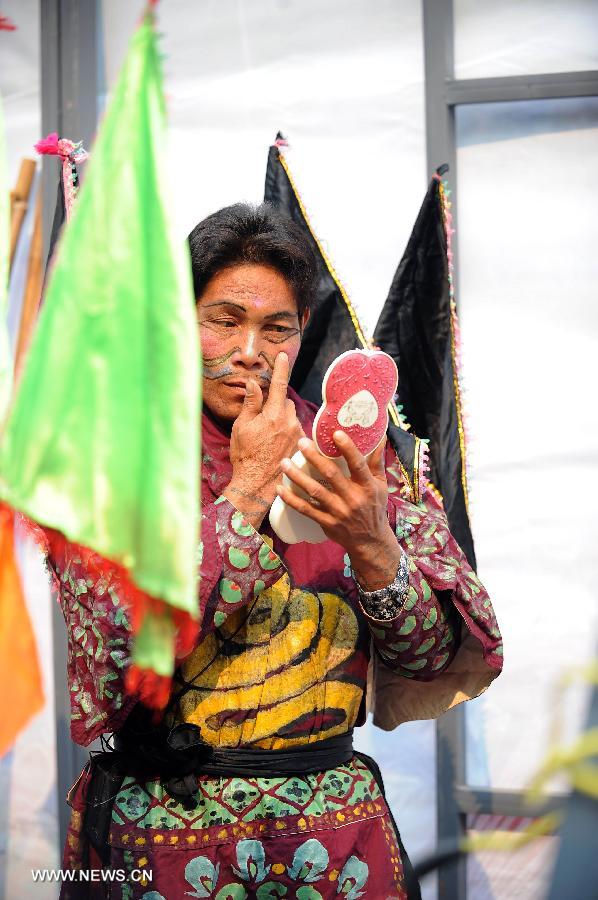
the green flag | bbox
[0,13,200,697]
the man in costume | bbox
[56,203,502,899]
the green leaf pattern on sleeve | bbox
[202,497,286,632]
[361,474,502,679]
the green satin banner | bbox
[0,15,200,631]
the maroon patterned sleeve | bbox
[50,544,138,745]
[197,496,286,639]
[358,452,502,681]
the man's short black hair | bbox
[187,203,317,316]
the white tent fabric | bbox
[1,0,39,187]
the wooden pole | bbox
[13,189,43,379]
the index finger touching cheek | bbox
[265,351,290,408]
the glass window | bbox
[467,815,557,899]
[454,0,598,79]
[456,97,598,791]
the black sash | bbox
[113,722,354,798]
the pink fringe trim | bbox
[35,132,89,222]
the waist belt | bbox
[113,722,354,798]
[84,722,354,860]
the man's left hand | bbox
[276,432,402,591]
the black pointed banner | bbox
[264,138,423,502]
[264,139,369,405]
[373,172,476,568]
[45,175,66,275]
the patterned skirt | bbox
[60,756,419,899]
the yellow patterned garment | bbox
[175,566,364,749]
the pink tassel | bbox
[0,15,16,31]
[34,133,61,155]
[35,132,89,222]
[34,133,88,163]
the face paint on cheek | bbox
[258,343,301,379]
[202,347,241,380]
[258,350,276,370]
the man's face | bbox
[197,263,307,422]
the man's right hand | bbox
[222,352,304,526]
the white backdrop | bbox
[2,2,598,898]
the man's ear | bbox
[300,308,310,333]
